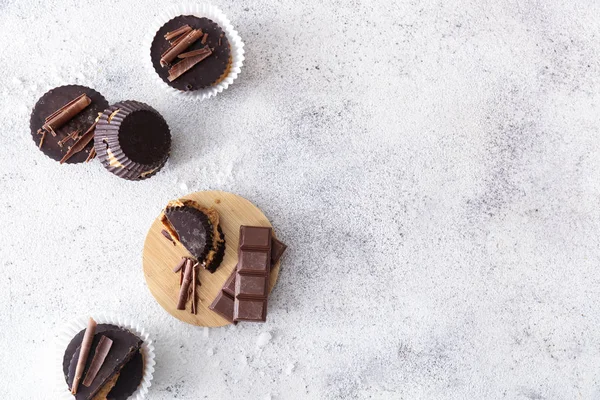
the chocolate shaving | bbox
[58,129,81,148]
[42,93,91,133]
[180,265,185,286]
[191,263,197,314]
[71,318,97,394]
[165,24,192,41]
[85,147,96,163]
[160,29,204,67]
[177,259,194,310]
[60,120,97,164]
[178,47,212,59]
[168,48,213,82]
[169,32,188,47]
[38,130,46,149]
[82,335,113,387]
[201,33,208,44]
[161,229,176,245]
[173,257,187,273]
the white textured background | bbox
[1,0,599,399]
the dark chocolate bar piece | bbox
[235,274,268,298]
[238,251,270,275]
[210,236,287,322]
[234,226,272,322]
[234,298,267,321]
[209,266,236,323]
[239,226,272,250]
[271,237,287,264]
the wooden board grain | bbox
[142,190,280,327]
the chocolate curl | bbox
[173,257,187,273]
[177,259,194,310]
[58,129,81,148]
[191,263,198,314]
[168,48,213,82]
[59,120,97,164]
[169,32,188,48]
[42,93,91,133]
[161,229,176,245]
[160,29,204,67]
[38,130,46,149]
[82,335,113,387]
[165,24,192,41]
[201,33,208,44]
[71,317,97,394]
[178,47,212,59]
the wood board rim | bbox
[142,190,280,327]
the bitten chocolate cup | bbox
[94,101,171,181]
[56,315,155,400]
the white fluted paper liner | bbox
[145,3,245,101]
[55,314,155,399]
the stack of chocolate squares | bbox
[210,226,287,323]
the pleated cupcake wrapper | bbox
[145,3,245,101]
[95,100,171,181]
[55,314,155,400]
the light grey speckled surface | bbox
[1,0,600,399]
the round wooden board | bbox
[143,190,280,327]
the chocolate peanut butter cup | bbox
[151,15,231,91]
[30,85,108,163]
[94,101,171,181]
[161,199,226,272]
[64,324,144,400]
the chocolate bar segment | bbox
[210,236,287,323]
[209,292,235,323]
[239,226,272,250]
[238,251,270,274]
[222,267,236,296]
[235,275,268,298]
[271,237,287,264]
[234,299,267,322]
[209,265,237,323]
[234,226,272,322]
